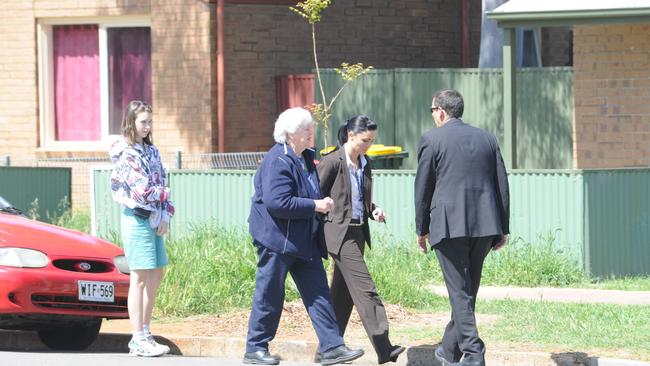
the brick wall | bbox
[150,0,217,156]
[1,1,216,209]
[0,2,38,160]
[573,24,650,168]
[223,0,483,152]
[542,27,572,66]
[1,0,574,208]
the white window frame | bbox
[37,16,151,150]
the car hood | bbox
[0,213,123,258]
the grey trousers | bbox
[329,226,393,363]
[434,236,494,364]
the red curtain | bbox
[108,27,152,135]
[53,25,100,141]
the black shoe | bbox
[243,350,280,365]
[378,345,406,364]
[434,347,452,366]
[389,345,405,362]
[320,345,364,366]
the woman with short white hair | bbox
[244,107,365,366]
[272,106,313,144]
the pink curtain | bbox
[53,25,101,141]
[108,27,152,135]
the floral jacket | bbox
[109,137,175,228]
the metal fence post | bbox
[2,155,9,166]
[175,151,182,170]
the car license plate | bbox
[78,281,114,303]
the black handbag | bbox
[132,207,152,219]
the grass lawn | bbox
[58,216,649,359]
[387,299,650,361]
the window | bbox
[517,28,542,68]
[38,17,151,148]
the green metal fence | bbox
[91,168,122,240]
[315,67,574,169]
[583,169,650,277]
[92,167,650,277]
[0,166,71,221]
[91,169,256,241]
[168,170,255,238]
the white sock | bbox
[143,324,151,337]
[133,330,146,341]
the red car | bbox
[0,195,129,350]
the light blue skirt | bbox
[120,208,168,270]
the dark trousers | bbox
[330,226,393,363]
[434,236,493,364]
[246,244,344,353]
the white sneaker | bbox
[128,338,166,357]
[145,335,170,354]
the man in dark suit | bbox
[414,90,510,366]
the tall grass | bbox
[365,231,587,310]
[152,225,593,315]
[51,215,647,314]
[481,233,588,286]
[50,209,91,234]
[156,223,301,316]
[24,197,91,234]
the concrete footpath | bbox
[428,285,650,305]
[1,286,648,366]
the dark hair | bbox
[432,90,464,118]
[122,100,153,146]
[336,115,378,147]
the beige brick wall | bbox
[223,0,484,152]
[0,2,38,159]
[573,24,650,168]
[0,1,207,210]
[150,0,217,156]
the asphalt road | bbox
[0,352,321,366]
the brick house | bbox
[1,0,570,208]
[489,1,650,169]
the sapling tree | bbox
[290,0,373,148]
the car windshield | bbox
[0,195,23,215]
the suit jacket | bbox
[317,147,374,255]
[248,143,327,260]
[414,118,510,247]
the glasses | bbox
[430,106,441,113]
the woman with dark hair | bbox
[317,115,405,364]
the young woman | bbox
[110,100,174,357]
[317,115,405,364]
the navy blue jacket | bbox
[248,143,327,260]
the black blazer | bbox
[317,147,374,255]
[414,118,510,247]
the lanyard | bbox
[351,165,364,202]
[298,157,320,197]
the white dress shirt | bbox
[345,149,367,221]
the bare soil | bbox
[101,300,496,343]
[101,300,649,363]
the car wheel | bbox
[37,318,102,351]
